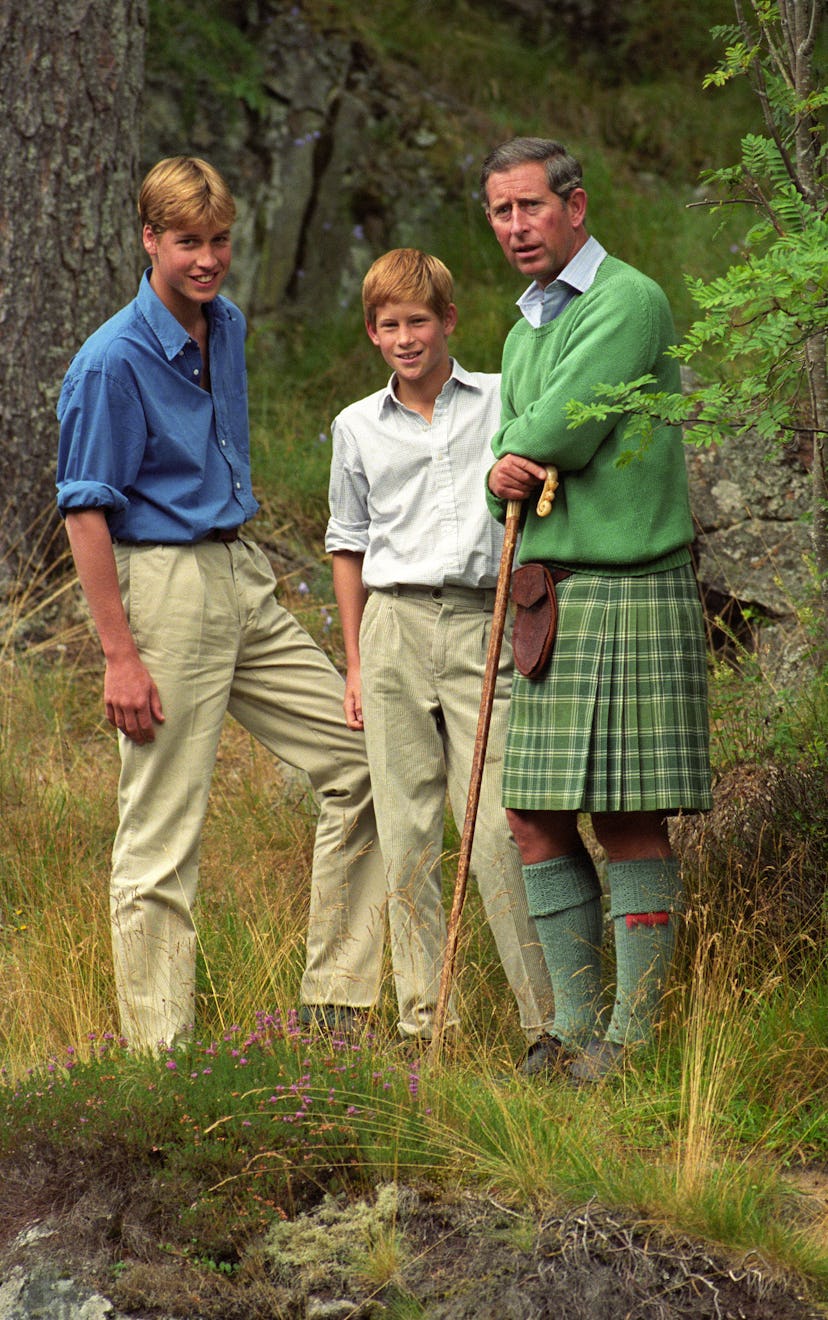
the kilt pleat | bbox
[502,563,712,813]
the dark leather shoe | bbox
[519,1033,574,1078]
[394,1026,457,1062]
[569,1039,625,1084]
[299,1004,365,1041]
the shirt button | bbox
[193,368,200,376]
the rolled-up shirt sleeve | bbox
[56,363,147,517]
[325,416,370,554]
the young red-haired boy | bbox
[326,248,556,1067]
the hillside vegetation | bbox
[1,4,827,1317]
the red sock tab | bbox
[626,912,670,929]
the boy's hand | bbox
[343,667,364,731]
[488,453,550,501]
[64,509,165,745]
[105,655,165,744]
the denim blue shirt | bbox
[56,270,259,543]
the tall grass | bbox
[6,301,828,1313]
[2,545,827,1308]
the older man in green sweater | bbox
[482,136,712,1083]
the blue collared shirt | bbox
[516,234,607,327]
[56,270,259,543]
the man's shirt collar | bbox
[136,267,228,360]
[517,235,607,328]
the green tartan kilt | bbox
[502,562,713,813]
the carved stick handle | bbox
[536,465,559,517]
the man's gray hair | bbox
[480,137,583,207]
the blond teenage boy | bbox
[56,157,387,1051]
[325,248,556,1063]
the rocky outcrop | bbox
[145,1,454,323]
[0,1225,128,1320]
[685,427,816,681]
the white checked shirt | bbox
[325,360,505,590]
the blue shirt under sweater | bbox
[56,270,259,543]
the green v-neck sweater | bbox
[486,254,693,574]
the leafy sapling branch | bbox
[566,0,828,623]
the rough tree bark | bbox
[0,0,147,590]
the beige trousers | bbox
[110,538,386,1050]
[359,587,556,1039]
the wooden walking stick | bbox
[430,467,558,1063]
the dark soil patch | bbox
[396,1195,825,1320]
[0,1165,825,1320]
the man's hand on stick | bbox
[488,453,551,502]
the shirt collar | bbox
[516,235,607,326]
[136,267,227,361]
[376,357,479,417]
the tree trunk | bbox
[0,0,147,590]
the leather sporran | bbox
[511,563,561,680]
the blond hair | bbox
[362,249,454,328]
[138,156,237,233]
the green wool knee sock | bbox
[523,853,604,1046]
[606,857,683,1048]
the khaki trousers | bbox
[359,587,555,1039]
[111,538,386,1049]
